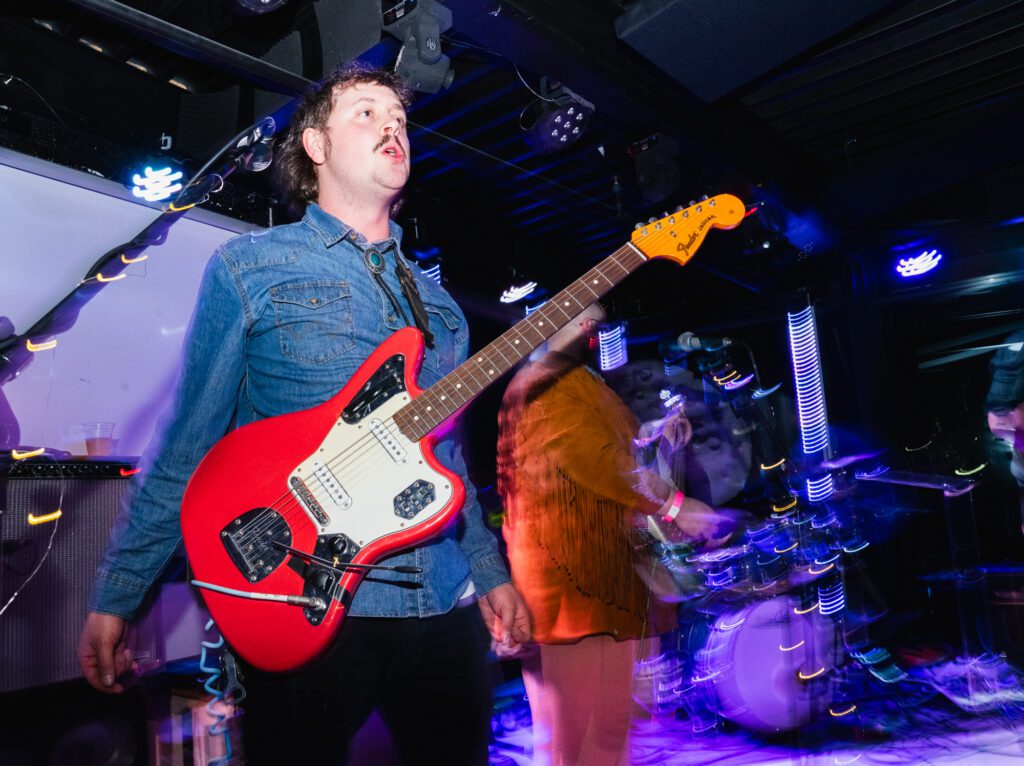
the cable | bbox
[0,72,114,175]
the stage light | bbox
[523,79,594,154]
[896,248,942,277]
[500,281,538,304]
[234,0,289,13]
[128,164,184,203]
[598,323,628,371]
[384,0,455,93]
[419,263,442,283]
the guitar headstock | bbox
[630,194,746,265]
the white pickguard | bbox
[287,391,454,547]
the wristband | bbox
[661,490,685,523]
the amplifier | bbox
[0,460,136,694]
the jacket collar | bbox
[303,203,404,251]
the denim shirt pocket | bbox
[423,302,464,375]
[269,280,355,364]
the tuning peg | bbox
[699,194,709,201]
[688,200,697,206]
[661,211,669,218]
[648,217,657,223]
[634,222,643,230]
[674,204,684,212]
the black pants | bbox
[238,605,492,766]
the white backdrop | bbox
[0,148,258,456]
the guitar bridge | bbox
[220,508,291,582]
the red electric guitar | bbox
[180,195,745,671]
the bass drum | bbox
[684,595,840,733]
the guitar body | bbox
[181,327,464,672]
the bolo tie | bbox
[364,244,435,349]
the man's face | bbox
[304,81,410,203]
[988,402,1024,448]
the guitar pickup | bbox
[313,461,352,508]
[370,418,407,464]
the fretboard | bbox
[393,241,648,441]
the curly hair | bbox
[274,62,414,213]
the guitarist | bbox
[78,62,530,765]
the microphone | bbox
[235,117,277,172]
[675,331,732,353]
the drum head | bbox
[699,596,837,733]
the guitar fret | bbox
[396,244,650,441]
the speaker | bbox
[615,0,893,103]
[0,460,134,694]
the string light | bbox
[798,667,826,680]
[95,272,127,283]
[120,467,141,477]
[829,704,857,717]
[761,458,786,470]
[27,509,62,525]
[780,640,805,652]
[794,602,818,615]
[26,339,57,352]
[121,253,148,264]
[11,447,45,459]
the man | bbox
[986,329,1024,534]
[497,304,730,765]
[78,63,529,765]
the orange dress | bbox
[497,353,675,644]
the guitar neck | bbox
[394,241,648,441]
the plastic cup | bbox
[83,421,116,456]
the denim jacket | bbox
[89,204,510,620]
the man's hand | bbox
[78,612,137,693]
[478,583,532,652]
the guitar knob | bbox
[330,536,348,555]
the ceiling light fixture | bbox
[522,78,594,154]
[383,0,454,93]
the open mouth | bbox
[381,144,405,161]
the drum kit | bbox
[637,510,852,734]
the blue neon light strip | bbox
[787,305,830,456]
[598,324,628,371]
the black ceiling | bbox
[2,0,1023,327]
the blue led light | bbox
[419,263,442,283]
[818,580,846,616]
[722,373,755,391]
[806,474,834,503]
[787,305,831,457]
[525,301,547,317]
[500,282,538,303]
[752,382,782,399]
[130,165,183,202]
[598,323,628,371]
[896,249,942,278]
